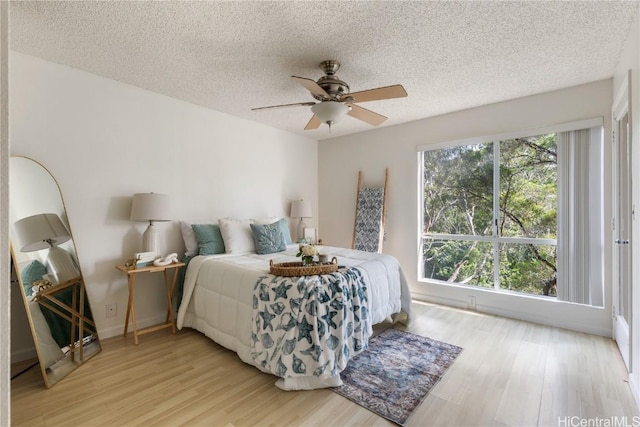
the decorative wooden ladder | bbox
[352,168,389,253]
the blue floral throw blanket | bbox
[251,268,372,387]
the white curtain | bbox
[557,127,604,306]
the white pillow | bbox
[179,221,198,257]
[218,218,255,253]
[29,300,65,369]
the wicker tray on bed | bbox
[269,257,338,277]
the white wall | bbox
[613,9,640,406]
[319,79,613,336]
[1,1,10,423]
[9,52,319,341]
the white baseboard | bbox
[411,288,611,337]
[97,314,169,340]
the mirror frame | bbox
[9,156,101,388]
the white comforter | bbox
[176,245,412,390]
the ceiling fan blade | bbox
[305,115,321,130]
[348,84,408,103]
[347,104,387,126]
[291,76,329,99]
[252,101,316,111]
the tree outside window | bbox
[421,133,558,297]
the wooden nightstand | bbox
[115,262,185,345]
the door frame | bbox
[612,70,633,372]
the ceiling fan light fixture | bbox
[311,101,349,128]
[252,60,407,131]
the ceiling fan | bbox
[252,60,408,131]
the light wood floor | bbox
[11,301,640,426]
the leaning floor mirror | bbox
[9,156,101,388]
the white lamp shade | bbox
[290,200,312,219]
[130,193,171,222]
[311,101,349,124]
[13,213,71,252]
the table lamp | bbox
[290,199,312,243]
[13,213,79,283]
[130,192,171,256]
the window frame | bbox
[417,117,603,296]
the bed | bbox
[176,244,411,390]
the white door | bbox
[612,71,633,371]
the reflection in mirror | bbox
[10,157,101,388]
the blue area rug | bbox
[332,328,462,426]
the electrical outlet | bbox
[467,296,477,311]
[106,303,117,318]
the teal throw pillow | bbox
[191,224,226,255]
[250,222,286,254]
[275,218,293,245]
[21,259,47,297]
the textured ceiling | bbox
[9,1,639,140]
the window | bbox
[419,120,604,306]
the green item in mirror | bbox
[20,259,47,297]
